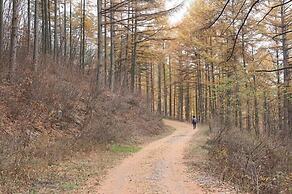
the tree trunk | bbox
[9,0,20,80]
[0,0,3,56]
[48,0,52,53]
[281,2,291,135]
[146,66,150,109]
[44,0,49,54]
[150,64,155,112]
[178,83,184,120]
[185,82,190,121]
[241,28,250,131]
[103,0,108,86]
[41,0,49,55]
[64,0,67,58]
[33,0,39,67]
[79,0,82,65]
[253,74,259,136]
[27,0,31,54]
[263,91,270,134]
[130,4,138,93]
[157,63,162,114]
[204,64,208,121]
[138,63,142,93]
[197,58,203,122]
[109,0,115,91]
[163,61,167,116]
[173,83,177,118]
[69,0,72,61]
[168,55,172,117]
[96,0,102,90]
[81,0,85,68]
[276,49,282,131]
[54,0,58,60]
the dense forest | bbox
[0,0,291,193]
[1,0,291,133]
[168,0,291,136]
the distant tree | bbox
[9,0,20,79]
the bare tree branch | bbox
[221,0,247,35]
[202,0,231,30]
[272,30,292,40]
[256,66,292,72]
[257,0,292,25]
[227,0,260,61]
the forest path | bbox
[93,119,206,194]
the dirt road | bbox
[97,119,204,194]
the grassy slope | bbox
[0,66,169,193]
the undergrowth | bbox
[208,128,291,194]
[0,61,165,193]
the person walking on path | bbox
[192,116,197,129]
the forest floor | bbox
[71,119,240,194]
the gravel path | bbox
[96,119,204,194]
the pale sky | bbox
[71,0,195,25]
[165,0,195,25]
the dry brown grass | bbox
[185,125,240,193]
[0,60,165,193]
[186,122,291,194]
[208,129,291,194]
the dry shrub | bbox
[208,129,291,194]
[0,59,164,193]
[79,92,164,144]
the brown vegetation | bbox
[185,125,239,193]
[207,126,291,194]
[0,62,165,193]
[0,0,291,193]
[186,124,291,194]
